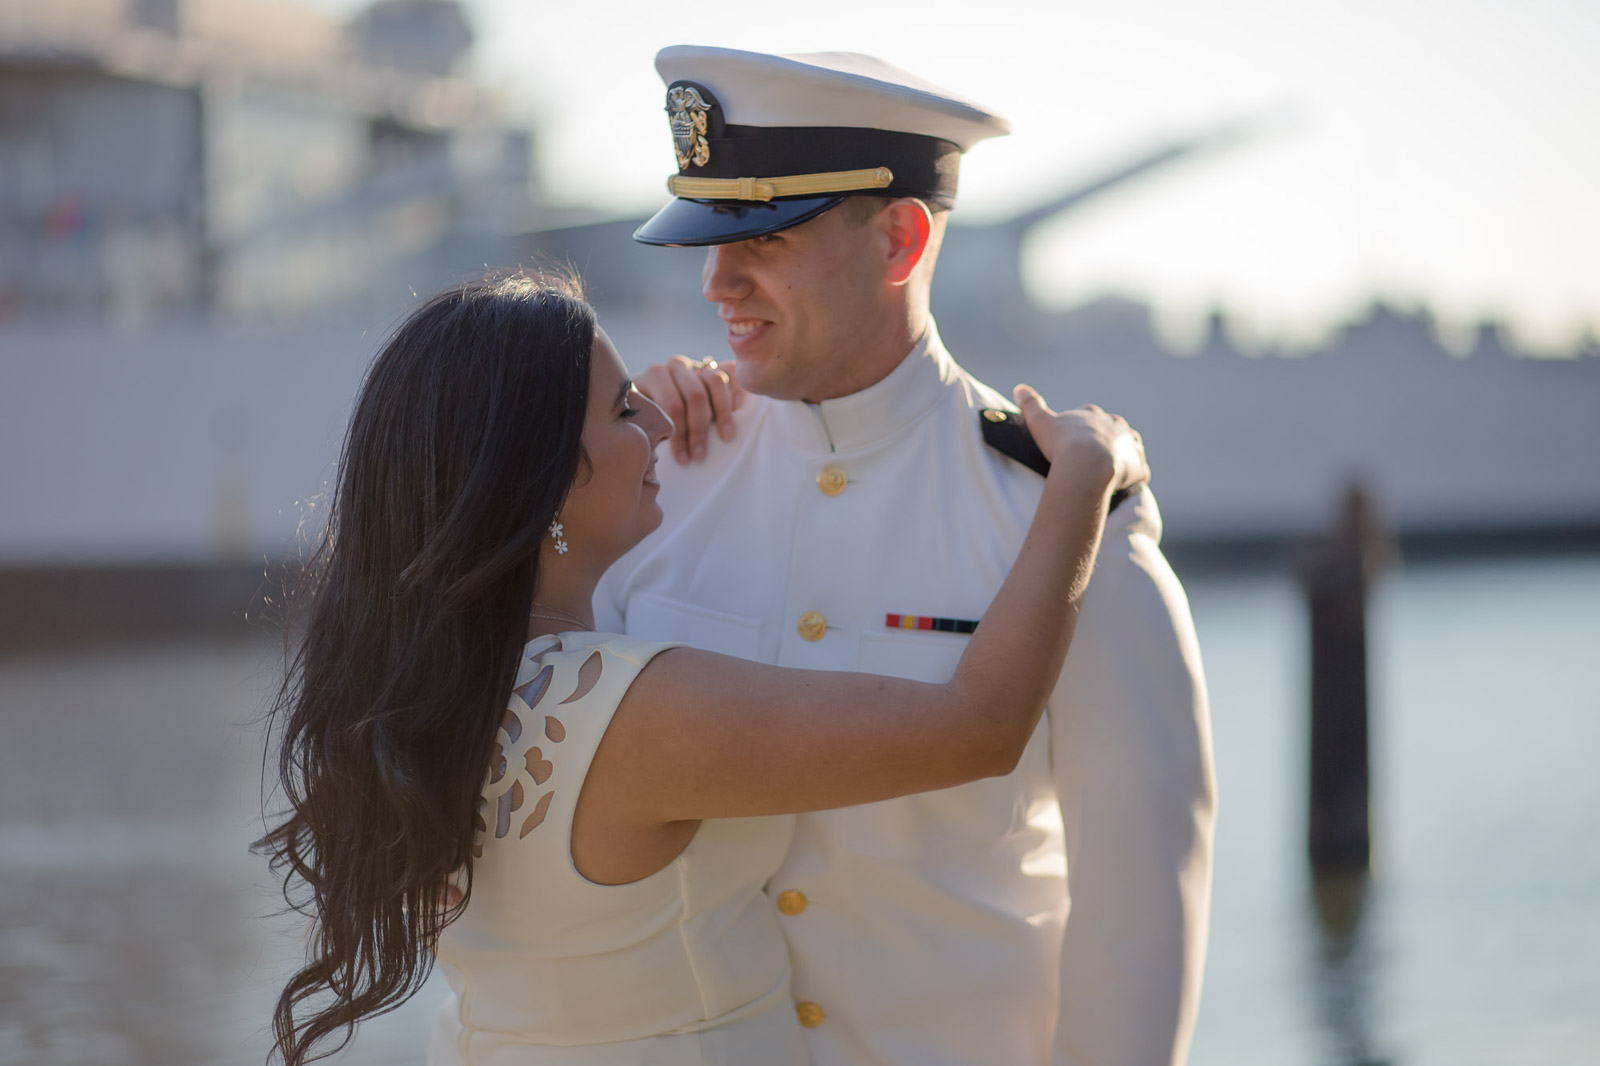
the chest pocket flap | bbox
[624,591,762,662]
[856,628,969,683]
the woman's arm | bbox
[587,386,1146,826]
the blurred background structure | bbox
[1,1,1597,1064]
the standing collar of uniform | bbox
[771,318,958,454]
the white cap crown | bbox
[655,45,1012,152]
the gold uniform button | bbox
[797,611,827,642]
[776,890,808,916]
[816,465,848,496]
[796,1001,825,1028]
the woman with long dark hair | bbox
[257,270,1148,1066]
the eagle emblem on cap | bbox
[666,85,713,169]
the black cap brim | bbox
[633,194,845,247]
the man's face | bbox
[700,205,889,402]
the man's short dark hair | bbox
[836,195,950,227]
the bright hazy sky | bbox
[311,0,1598,351]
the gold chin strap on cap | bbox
[667,166,894,202]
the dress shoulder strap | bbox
[472,633,682,857]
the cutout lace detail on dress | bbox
[499,705,523,745]
[520,791,554,838]
[526,747,553,785]
[495,782,524,838]
[559,650,604,705]
[473,640,600,847]
[515,664,553,711]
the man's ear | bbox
[881,198,934,286]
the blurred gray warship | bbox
[2,0,1596,642]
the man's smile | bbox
[723,317,769,337]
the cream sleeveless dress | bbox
[427,631,808,1066]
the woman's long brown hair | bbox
[255,272,595,1064]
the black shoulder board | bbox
[978,408,1133,513]
[979,407,1049,475]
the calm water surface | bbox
[2,556,1596,1065]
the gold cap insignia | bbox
[667,85,712,170]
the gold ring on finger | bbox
[701,358,719,372]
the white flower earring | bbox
[548,519,569,555]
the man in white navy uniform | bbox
[595,46,1216,1066]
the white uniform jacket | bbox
[596,323,1216,1066]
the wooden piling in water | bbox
[1302,484,1390,875]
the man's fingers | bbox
[640,357,743,463]
[668,360,715,462]
[638,360,692,463]
[635,364,683,421]
[704,368,738,442]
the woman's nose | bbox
[643,391,673,444]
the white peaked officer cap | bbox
[634,45,1011,247]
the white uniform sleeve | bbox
[1048,488,1217,1066]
